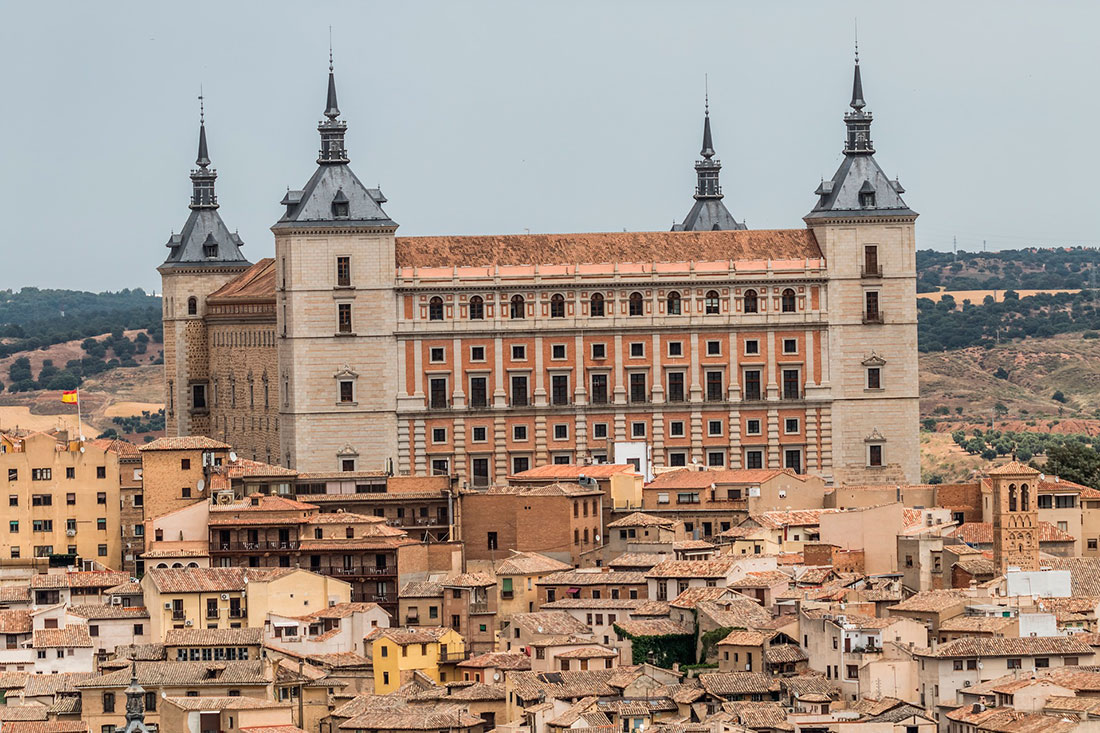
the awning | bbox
[568,587,581,594]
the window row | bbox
[8,492,109,506]
[6,467,108,481]
[421,337,804,364]
[420,288,805,322]
[8,544,108,558]
[421,368,805,408]
[7,517,110,532]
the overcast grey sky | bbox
[2,1,1098,291]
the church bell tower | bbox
[990,461,1041,575]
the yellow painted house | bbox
[369,626,465,693]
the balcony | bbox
[330,565,396,577]
[440,649,471,663]
[501,591,514,600]
[861,264,883,278]
[215,541,299,552]
[172,610,185,621]
[206,609,220,619]
[470,601,491,615]
[863,310,885,324]
[405,615,420,625]
[353,593,392,604]
[228,608,246,619]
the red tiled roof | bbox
[394,229,822,268]
[139,436,231,451]
[29,571,130,590]
[33,626,92,649]
[511,464,637,480]
[950,521,1076,544]
[0,611,31,634]
[647,468,792,489]
[208,258,276,300]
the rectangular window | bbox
[869,444,883,467]
[668,341,683,357]
[8,521,17,533]
[470,345,486,361]
[629,342,644,358]
[97,492,106,505]
[432,428,447,444]
[591,343,607,359]
[743,370,761,400]
[31,468,52,481]
[337,303,352,333]
[551,344,567,360]
[431,458,450,476]
[782,338,797,354]
[97,518,107,530]
[472,426,488,442]
[629,373,647,403]
[745,450,764,469]
[510,375,529,406]
[553,424,568,440]
[592,423,608,440]
[66,467,75,479]
[677,492,700,504]
[744,339,759,355]
[707,451,725,467]
[631,422,646,439]
[512,456,530,474]
[785,449,802,473]
[551,375,569,406]
[1055,495,1077,509]
[863,245,879,276]
[667,372,685,402]
[429,378,448,409]
[7,469,15,482]
[745,418,761,435]
[32,494,52,507]
[66,493,76,505]
[469,377,488,408]
[511,344,526,360]
[339,380,354,403]
[867,367,882,389]
[706,371,723,401]
[513,425,529,441]
[668,451,687,466]
[669,421,685,438]
[708,420,723,437]
[785,418,799,434]
[429,347,445,363]
[336,256,351,287]
[590,374,608,405]
[782,369,800,399]
[865,291,880,321]
[96,466,106,480]
[706,340,721,356]
[1007,658,1022,670]
[471,458,490,487]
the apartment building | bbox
[1,432,123,569]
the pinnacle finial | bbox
[329,26,334,72]
[704,73,709,116]
[700,76,715,159]
[324,32,341,120]
[196,90,210,169]
[850,33,866,111]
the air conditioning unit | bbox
[164,602,172,610]
[111,597,122,606]
[221,593,230,601]
[66,529,76,537]
[184,619,193,626]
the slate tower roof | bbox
[805,47,916,221]
[673,96,746,232]
[159,102,250,270]
[273,53,396,230]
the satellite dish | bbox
[79,446,85,454]
[537,626,544,634]
[595,535,601,543]
[230,451,238,463]
[196,479,205,493]
[493,672,501,682]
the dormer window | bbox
[202,233,219,259]
[859,181,876,208]
[332,189,350,219]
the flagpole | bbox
[76,387,83,442]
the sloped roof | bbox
[607,512,677,529]
[496,551,572,576]
[164,627,262,647]
[512,464,637,480]
[647,468,795,489]
[918,636,1093,658]
[276,162,395,230]
[139,436,231,451]
[949,521,1075,544]
[160,205,249,270]
[208,258,277,301]
[395,229,821,269]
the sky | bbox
[1,1,1099,291]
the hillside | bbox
[917,247,1100,293]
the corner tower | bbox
[804,47,919,484]
[989,461,1040,574]
[159,101,251,439]
[273,54,399,471]
[673,97,746,231]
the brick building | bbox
[160,53,921,487]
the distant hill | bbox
[917,247,1100,293]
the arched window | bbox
[590,293,605,317]
[187,297,197,316]
[429,297,444,321]
[468,295,484,320]
[744,289,758,314]
[1009,484,1017,512]
[667,292,681,315]
[1021,484,1030,512]
[705,290,720,315]
[629,292,644,316]
[510,295,525,319]
[550,294,565,318]
[781,288,796,313]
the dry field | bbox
[918,288,1081,304]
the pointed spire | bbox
[324,41,340,119]
[196,90,210,168]
[701,76,715,159]
[850,39,866,111]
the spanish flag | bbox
[61,390,78,404]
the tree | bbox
[994,403,1008,415]
[994,367,1009,380]
[8,357,32,384]
[1053,390,1068,404]
[1041,441,1100,490]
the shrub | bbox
[1053,391,1068,404]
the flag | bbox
[61,390,78,404]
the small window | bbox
[472,426,488,442]
[784,449,802,473]
[781,289,796,313]
[707,420,723,436]
[590,293,605,317]
[867,367,882,390]
[429,347,445,363]
[336,256,351,287]
[429,297,444,321]
[187,297,197,315]
[744,450,764,469]
[705,290,720,314]
[468,295,484,320]
[337,303,352,333]
[470,345,485,362]
[667,291,682,315]
[706,340,721,356]
[550,294,566,318]
[592,343,607,359]
[869,444,883,467]
[629,342,644,358]
[432,428,447,444]
[707,451,725,467]
[592,423,608,439]
[785,418,800,434]
[629,292,644,316]
[631,422,647,438]
[745,418,761,435]
[743,289,758,313]
[744,339,759,355]
[510,295,525,319]
[553,424,568,440]
[511,345,526,360]
[668,341,683,357]
[783,338,798,354]
[551,344,567,360]
[859,190,876,208]
[668,421,685,438]
[339,381,354,404]
[513,425,529,442]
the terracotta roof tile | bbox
[648,468,792,489]
[443,572,496,588]
[646,559,736,579]
[542,598,647,611]
[29,571,129,590]
[937,615,1015,633]
[698,671,781,696]
[716,630,773,646]
[496,551,573,576]
[0,587,30,603]
[509,611,591,636]
[394,229,821,269]
[146,567,248,593]
[76,660,270,688]
[164,627,262,646]
[32,625,92,648]
[539,570,648,586]
[949,521,1075,544]
[919,636,1093,658]
[340,704,484,730]
[458,652,532,670]
[613,619,691,637]
[0,723,88,733]
[487,482,601,497]
[731,571,791,589]
[987,462,1041,476]
[139,436,231,451]
[0,611,31,634]
[66,604,149,620]
[208,258,276,300]
[888,589,970,613]
[607,512,677,529]
[609,553,667,569]
[556,646,618,659]
[511,464,638,480]
[368,627,453,646]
